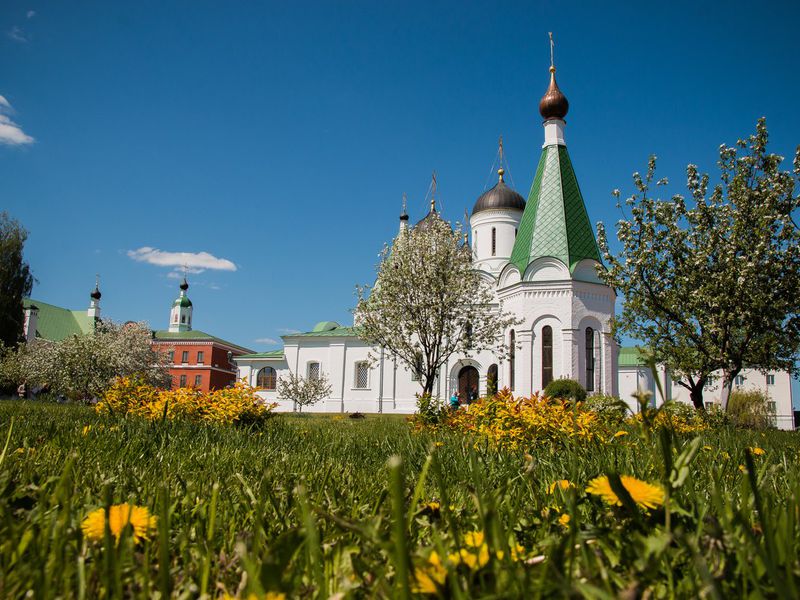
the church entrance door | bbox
[458,366,479,403]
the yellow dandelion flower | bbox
[449,544,490,570]
[411,551,447,594]
[738,464,747,473]
[703,445,712,451]
[81,503,157,543]
[613,430,628,438]
[558,513,571,527]
[547,479,573,494]
[463,531,484,547]
[434,441,444,447]
[750,447,765,456]
[82,425,92,436]
[586,475,665,510]
[721,451,730,460]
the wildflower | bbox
[434,441,444,447]
[613,430,628,438]
[586,475,665,510]
[750,447,765,456]
[547,479,573,494]
[81,503,157,543]
[558,513,571,527]
[703,445,712,451]
[82,425,92,436]
[721,451,731,460]
[738,465,747,473]
[411,551,447,594]
[448,531,490,570]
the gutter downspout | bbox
[378,347,384,413]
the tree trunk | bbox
[422,374,436,397]
[688,383,705,411]
[720,369,740,412]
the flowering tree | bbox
[355,213,518,397]
[8,321,171,401]
[598,119,800,410]
[277,372,332,412]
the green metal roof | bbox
[172,296,192,308]
[312,321,340,332]
[152,329,253,353]
[23,298,96,341]
[237,349,285,359]
[509,144,601,274]
[284,325,360,338]
[618,346,648,367]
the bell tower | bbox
[168,277,193,332]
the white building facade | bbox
[234,65,795,429]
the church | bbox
[233,64,795,428]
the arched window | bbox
[491,227,497,256]
[474,230,478,255]
[542,326,553,388]
[585,327,595,392]
[256,366,277,391]
[487,364,498,396]
[509,330,516,391]
[307,362,320,381]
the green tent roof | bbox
[509,144,601,274]
[23,298,96,341]
[172,296,192,308]
[152,329,253,353]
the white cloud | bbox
[7,26,28,43]
[127,247,237,272]
[26,10,36,19]
[254,337,279,345]
[0,96,34,145]
[277,327,301,335]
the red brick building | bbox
[151,279,252,392]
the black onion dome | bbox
[90,286,102,300]
[179,278,189,291]
[472,169,526,216]
[539,67,569,120]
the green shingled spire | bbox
[509,142,601,274]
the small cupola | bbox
[169,277,194,332]
[471,168,526,217]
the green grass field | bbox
[1,400,799,598]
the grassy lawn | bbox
[1,399,798,598]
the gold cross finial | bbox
[430,171,437,212]
[549,32,555,73]
[95,273,100,288]
[498,135,504,160]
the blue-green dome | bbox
[312,321,339,332]
[173,296,192,308]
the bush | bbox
[544,379,587,403]
[728,389,775,430]
[96,376,276,425]
[414,394,449,426]
[583,394,628,424]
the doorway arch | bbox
[458,366,479,403]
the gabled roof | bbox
[509,144,601,274]
[23,298,96,341]
[283,325,360,338]
[152,329,253,353]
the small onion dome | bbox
[90,286,102,301]
[415,199,448,231]
[179,278,189,291]
[399,213,409,222]
[539,66,569,121]
[471,169,526,216]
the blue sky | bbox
[2,1,799,404]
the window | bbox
[474,231,478,254]
[179,374,187,387]
[464,321,473,349]
[411,352,423,381]
[197,351,204,365]
[194,375,202,387]
[585,327,595,392]
[735,375,745,386]
[257,366,277,390]
[181,351,189,364]
[167,350,174,363]
[173,314,178,323]
[514,228,518,238]
[767,401,776,414]
[354,362,369,389]
[307,362,320,381]
[766,374,775,385]
[491,227,497,256]
[509,330,516,391]
[181,315,186,323]
[542,325,553,388]
[487,364,498,396]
